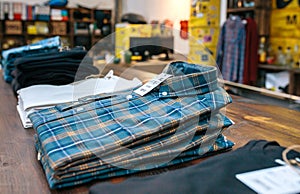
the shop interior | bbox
[0,0,299,193]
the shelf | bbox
[258,64,300,95]
[258,64,300,73]
[227,7,255,13]
[26,35,51,38]
[0,7,112,52]
[72,19,95,23]
[74,33,91,36]
[3,34,25,36]
[258,64,289,71]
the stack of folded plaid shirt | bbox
[29,61,235,189]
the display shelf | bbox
[259,64,300,73]
[258,64,300,96]
[227,7,255,13]
[226,0,271,36]
[0,7,112,52]
[72,19,94,23]
[258,64,289,71]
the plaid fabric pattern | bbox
[29,61,235,188]
[216,16,246,83]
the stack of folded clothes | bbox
[11,47,99,93]
[29,61,235,189]
[16,70,142,128]
[1,36,61,83]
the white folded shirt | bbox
[17,70,142,128]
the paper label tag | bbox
[134,73,172,96]
[236,165,300,194]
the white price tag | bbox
[236,165,300,194]
[134,73,172,96]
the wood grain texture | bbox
[0,67,299,194]
[224,96,300,148]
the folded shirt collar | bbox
[149,61,218,98]
[55,61,219,111]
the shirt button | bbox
[162,92,168,96]
[126,95,133,100]
[76,107,84,112]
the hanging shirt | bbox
[243,18,259,85]
[217,16,246,83]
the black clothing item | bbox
[121,13,147,24]
[11,49,98,94]
[14,50,88,69]
[275,0,293,9]
[89,140,299,194]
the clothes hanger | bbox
[229,14,238,20]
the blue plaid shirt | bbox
[216,16,246,83]
[29,61,234,188]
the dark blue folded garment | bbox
[89,140,299,194]
[11,48,98,94]
[1,36,61,83]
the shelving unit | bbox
[226,0,271,36]
[0,7,112,52]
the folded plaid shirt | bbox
[29,61,235,188]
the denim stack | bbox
[29,61,235,189]
[1,36,61,83]
[11,47,99,94]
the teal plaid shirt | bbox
[29,61,234,188]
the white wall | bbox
[122,0,190,55]
[220,0,227,26]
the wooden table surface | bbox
[0,66,299,194]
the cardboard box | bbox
[51,21,67,35]
[189,26,220,46]
[5,20,22,34]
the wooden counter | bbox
[0,66,299,194]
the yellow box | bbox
[190,0,220,27]
[27,25,37,35]
[5,20,22,34]
[188,45,217,66]
[115,23,152,58]
[189,27,220,46]
[271,8,300,30]
[271,28,300,38]
[272,0,300,9]
[270,9,300,38]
